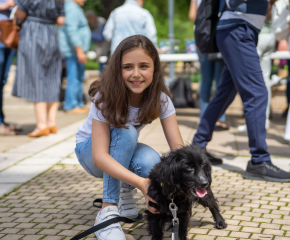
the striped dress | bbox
[12,0,64,102]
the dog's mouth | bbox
[194,188,207,198]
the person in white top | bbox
[75,35,184,240]
[103,0,158,54]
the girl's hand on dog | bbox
[139,178,160,214]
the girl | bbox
[75,35,184,240]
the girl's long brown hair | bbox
[89,35,170,129]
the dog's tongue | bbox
[195,188,207,198]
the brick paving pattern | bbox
[0,165,289,240]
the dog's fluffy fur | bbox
[145,145,227,240]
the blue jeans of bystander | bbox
[64,56,85,111]
[0,44,15,124]
[75,124,161,203]
[197,49,226,122]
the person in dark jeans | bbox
[192,0,290,182]
[0,0,16,136]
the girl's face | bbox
[121,48,154,101]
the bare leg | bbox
[28,102,49,136]
[47,102,59,128]
[34,102,48,130]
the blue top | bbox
[217,0,269,32]
[103,0,157,53]
[58,0,91,57]
[0,0,12,21]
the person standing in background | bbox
[12,0,65,137]
[85,10,110,74]
[59,0,91,113]
[237,0,276,132]
[0,0,17,136]
[103,0,158,54]
[192,0,290,182]
[189,0,229,136]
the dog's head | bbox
[157,144,212,201]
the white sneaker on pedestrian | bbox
[237,119,269,132]
[94,206,126,240]
[118,187,139,219]
[237,124,247,132]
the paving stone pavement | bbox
[1,68,290,239]
[0,164,290,240]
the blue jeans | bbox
[193,24,270,163]
[0,44,15,124]
[75,124,161,203]
[197,49,226,122]
[64,56,85,111]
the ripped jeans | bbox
[75,124,161,203]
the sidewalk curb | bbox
[0,119,85,197]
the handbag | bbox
[0,17,20,49]
[272,0,290,41]
[0,6,20,49]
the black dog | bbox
[145,145,227,240]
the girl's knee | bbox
[112,124,138,148]
[137,150,161,177]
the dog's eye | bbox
[201,165,204,168]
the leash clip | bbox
[169,200,179,226]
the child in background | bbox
[75,35,184,240]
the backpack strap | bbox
[218,3,227,20]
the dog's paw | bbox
[215,220,227,229]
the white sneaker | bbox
[238,119,269,132]
[94,206,126,240]
[237,124,247,132]
[118,187,139,219]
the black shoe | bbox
[214,125,229,131]
[243,161,290,182]
[205,151,223,165]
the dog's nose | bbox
[200,178,208,188]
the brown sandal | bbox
[49,126,57,134]
[27,128,50,137]
[0,124,17,136]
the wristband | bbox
[287,15,290,23]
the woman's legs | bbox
[34,102,48,130]
[47,102,59,128]
[64,57,86,111]
[29,101,59,136]
[197,50,214,119]
[28,102,49,137]
[197,49,227,128]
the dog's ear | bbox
[204,157,212,186]
[160,152,183,198]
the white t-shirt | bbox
[75,92,176,144]
[192,0,202,8]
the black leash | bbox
[70,198,143,240]
[70,216,137,240]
